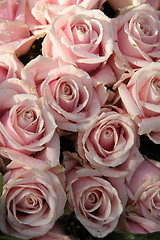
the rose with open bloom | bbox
[32,222,76,240]
[110,4,160,75]
[40,64,107,132]
[0,53,23,84]
[0,78,59,157]
[0,167,66,239]
[77,107,138,176]
[118,62,160,144]
[64,151,123,238]
[42,5,114,73]
[122,158,160,233]
[107,0,160,10]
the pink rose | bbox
[0,0,25,22]
[0,167,66,239]
[111,4,160,74]
[64,152,123,238]
[107,0,160,10]
[0,78,59,157]
[32,222,76,240]
[118,62,160,143]
[0,17,39,57]
[77,107,139,176]
[21,0,106,35]
[21,55,59,90]
[22,55,116,90]
[30,0,106,25]
[122,158,160,233]
[40,64,107,132]
[42,5,114,73]
[0,53,23,83]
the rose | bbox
[29,0,106,26]
[118,62,160,143]
[0,166,66,239]
[0,53,23,84]
[77,107,139,176]
[107,0,160,10]
[42,5,114,73]
[21,55,116,95]
[64,151,123,238]
[122,158,160,233]
[40,64,107,132]
[110,4,160,74]
[123,209,160,233]
[21,55,59,91]
[0,78,59,158]
[0,0,25,21]
[0,17,38,57]
[32,222,76,240]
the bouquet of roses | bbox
[0,0,160,240]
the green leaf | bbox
[0,172,3,197]
[104,231,160,240]
[0,234,23,240]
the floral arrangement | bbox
[0,0,160,240]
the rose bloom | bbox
[32,222,76,240]
[28,0,106,26]
[77,107,139,176]
[118,62,160,144]
[0,167,66,239]
[110,4,160,76]
[0,53,23,83]
[64,151,123,238]
[121,158,160,233]
[0,78,59,158]
[0,18,38,57]
[42,5,114,73]
[40,64,107,132]
[107,0,160,10]
[21,55,116,93]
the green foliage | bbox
[105,231,160,240]
[0,233,23,240]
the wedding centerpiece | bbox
[0,1,160,240]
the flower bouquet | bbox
[0,0,160,240]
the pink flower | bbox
[0,78,59,157]
[111,4,160,74]
[42,5,114,73]
[107,0,160,10]
[21,55,59,90]
[0,18,38,57]
[22,55,116,91]
[118,62,160,143]
[64,151,123,238]
[123,158,160,233]
[77,107,139,176]
[0,53,23,83]
[0,167,66,239]
[32,222,76,240]
[20,0,106,35]
[40,64,107,132]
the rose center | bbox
[24,110,35,121]
[153,79,160,93]
[88,192,97,204]
[99,127,115,151]
[76,24,88,34]
[61,84,72,97]
[139,21,150,35]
